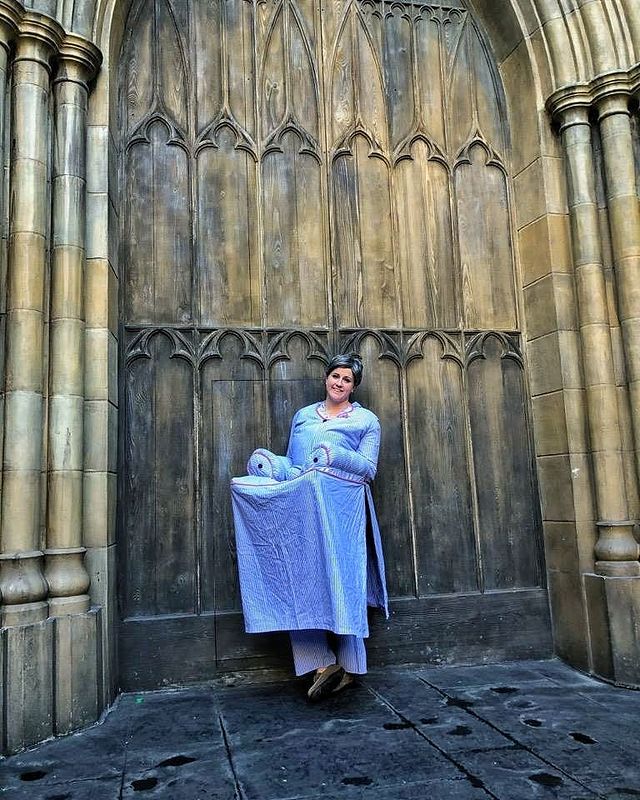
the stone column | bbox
[556,102,639,576]
[595,87,640,487]
[0,2,20,545]
[0,16,63,627]
[45,36,101,616]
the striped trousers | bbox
[289,629,367,676]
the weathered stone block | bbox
[563,389,589,453]
[85,545,117,708]
[54,609,102,736]
[547,569,590,671]
[85,192,108,261]
[86,125,108,195]
[532,390,568,455]
[518,214,572,288]
[604,575,640,686]
[85,327,110,400]
[525,272,577,342]
[536,454,575,521]
[1,470,42,551]
[568,452,596,523]
[3,618,54,754]
[4,310,44,392]
[83,471,117,548]
[47,472,83,548]
[583,572,614,680]
[499,39,538,174]
[51,246,83,319]
[48,396,84,471]
[527,333,562,395]
[49,319,84,395]
[7,232,47,309]
[514,157,566,230]
[52,176,86,248]
[11,158,48,235]
[542,521,580,572]
[84,399,118,473]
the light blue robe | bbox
[231,402,389,638]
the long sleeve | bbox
[285,410,300,463]
[307,417,381,481]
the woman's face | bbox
[325,367,355,405]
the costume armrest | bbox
[306,443,377,481]
[247,449,300,481]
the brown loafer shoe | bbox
[307,664,344,702]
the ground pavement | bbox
[1,658,639,799]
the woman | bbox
[231,353,388,701]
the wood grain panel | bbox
[396,147,457,328]
[119,589,552,689]
[268,333,327,455]
[192,0,223,132]
[359,1,382,54]
[332,138,398,328]
[196,132,259,326]
[291,0,318,51]
[456,149,517,330]
[467,335,544,590]
[157,0,188,128]
[227,0,256,136]
[344,334,414,598]
[261,7,287,134]
[124,125,192,324]
[445,14,473,155]
[289,5,320,143]
[355,11,388,153]
[122,0,153,134]
[367,590,552,666]
[320,0,348,58]
[328,13,354,148]
[200,334,266,613]
[122,345,154,619]
[381,7,413,151]
[406,335,478,595]
[123,333,195,618]
[471,28,508,157]
[262,138,326,327]
[415,13,445,146]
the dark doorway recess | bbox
[118,0,551,690]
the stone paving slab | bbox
[1,659,640,800]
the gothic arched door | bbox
[118,0,551,689]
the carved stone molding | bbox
[0,0,19,48]
[0,3,101,80]
[547,66,640,120]
[56,32,102,84]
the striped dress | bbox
[231,401,388,638]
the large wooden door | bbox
[118,0,551,689]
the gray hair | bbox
[325,353,363,387]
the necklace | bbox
[317,402,352,420]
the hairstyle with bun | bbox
[324,353,363,388]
